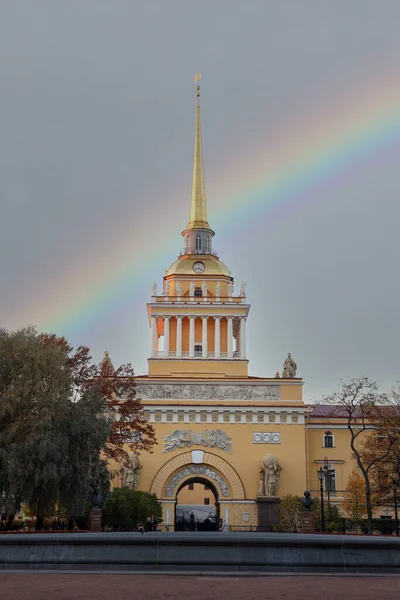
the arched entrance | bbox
[150,451,246,531]
[175,476,220,531]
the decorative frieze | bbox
[137,382,280,401]
[253,432,281,444]
[163,429,232,453]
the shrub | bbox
[103,488,162,531]
[276,495,303,532]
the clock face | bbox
[193,261,205,274]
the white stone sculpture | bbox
[164,281,170,297]
[216,281,221,298]
[162,429,232,453]
[201,280,208,297]
[257,454,282,497]
[228,282,234,297]
[175,281,182,297]
[189,281,195,297]
[151,282,157,296]
[240,281,247,296]
[119,452,142,490]
[282,353,297,378]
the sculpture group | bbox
[163,429,232,453]
[257,454,282,497]
[119,452,141,490]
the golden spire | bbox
[186,72,211,230]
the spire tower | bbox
[182,73,214,256]
[188,73,210,230]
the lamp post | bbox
[317,466,326,533]
[323,457,330,508]
[392,480,399,537]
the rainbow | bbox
[6,71,400,340]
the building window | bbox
[323,431,334,448]
[325,466,336,492]
[188,483,194,490]
[194,288,202,297]
[194,345,202,357]
[204,498,210,505]
[196,234,202,251]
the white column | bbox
[163,316,170,358]
[214,317,221,358]
[189,316,195,358]
[150,316,157,357]
[176,316,182,358]
[227,317,233,358]
[202,317,208,358]
[240,317,246,358]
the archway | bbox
[175,476,220,531]
[150,451,245,499]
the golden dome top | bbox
[166,256,231,277]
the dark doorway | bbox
[175,477,219,531]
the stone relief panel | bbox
[253,432,281,444]
[137,383,280,401]
[164,465,230,497]
[163,429,232,453]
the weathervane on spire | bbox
[193,72,202,104]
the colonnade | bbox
[150,316,246,359]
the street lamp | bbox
[317,466,326,533]
[323,457,330,507]
[392,480,399,537]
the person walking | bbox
[151,515,158,532]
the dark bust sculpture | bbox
[301,491,314,511]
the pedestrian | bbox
[137,522,144,534]
[151,515,158,532]
[145,516,152,532]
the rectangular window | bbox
[188,483,194,490]
[323,432,334,448]
[204,498,210,505]
[325,468,336,492]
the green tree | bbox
[103,488,162,531]
[0,328,111,529]
[277,495,303,532]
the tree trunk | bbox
[6,514,15,530]
[35,489,45,531]
[365,480,373,534]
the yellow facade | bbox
[118,84,366,530]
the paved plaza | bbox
[1,574,400,600]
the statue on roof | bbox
[282,353,297,378]
[101,351,115,376]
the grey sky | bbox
[1,1,399,401]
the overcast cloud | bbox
[1,0,399,401]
